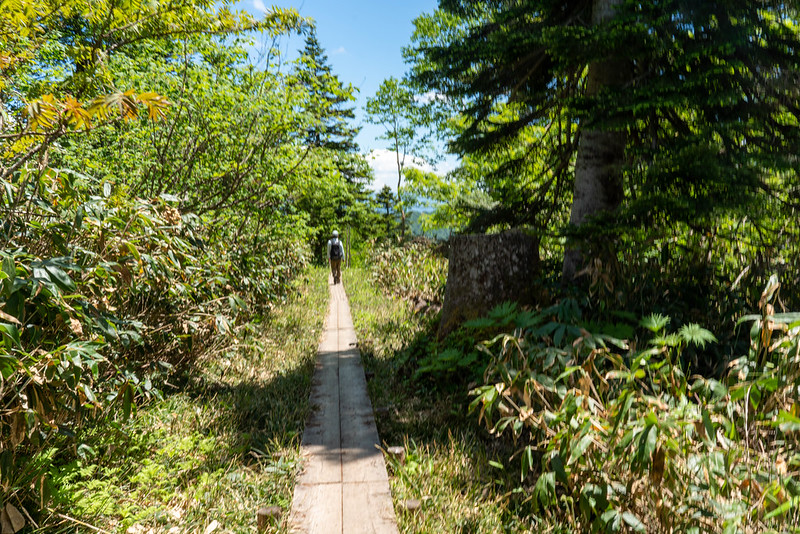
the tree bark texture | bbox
[438,230,540,339]
[562,0,626,283]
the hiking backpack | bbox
[330,240,343,259]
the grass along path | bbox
[44,267,330,533]
[345,267,541,534]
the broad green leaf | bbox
[0,323,21,348]
[702,408,715,445]
[550,452,568,485]
[569,433,594,465]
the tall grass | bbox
[38,267,330,533]
[346,262,543,533]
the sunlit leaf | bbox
[640,313,670,333]
[678,324,717,348]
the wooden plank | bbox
[290,482,342,534]
[338,345,388,485]
[296,452,341,485]
[290,278,398,534]
[302,355,340,452]
[342,481,399,534]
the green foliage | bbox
[0,4,323,518]
[365,77,438,237]
[367,238,447,306]
[42,267,329,531]
[464,281,800,532]
[0,171,308,513]
[347,269,542,533]
[410,1,800,229]
[1,0,304,183]
[293,27,361,154]
[290,28,381,258]
[404,0,800,315]
[374,185,398,238]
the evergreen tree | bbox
[376,184,397,235]
[410,0,800,281]
[295,28,360,154]
[291,28,379,256]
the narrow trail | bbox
[289,276,399,534]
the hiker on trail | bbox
[327,230,344,284]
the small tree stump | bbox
[256,506,282,531]
[438,230,540,339]
[386,446,406,464]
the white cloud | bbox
[414,90,447,104]
[366,149,400,192]
[331,46,347,55]
[366,149,455,192]
[253,0,267,13]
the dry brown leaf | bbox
[578,374,592,397]
[693,419,705,440]
[10,413,25,448]
[0,309,20,325]
[650,446,666,486]
[0,510,12,534]
[776,456,788,476]
[656,498,672,531]
[4,505,24,533]
[0,510,14,534]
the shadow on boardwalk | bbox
[289,281,399,534]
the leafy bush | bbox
[466,279,800,532]
[0,171,308,512]
[368,238,447,306]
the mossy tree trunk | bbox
[562,0,627,283]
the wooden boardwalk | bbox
[289,278,399,534]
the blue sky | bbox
[244,0,453,191]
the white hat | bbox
[332,230,339,237]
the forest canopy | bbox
[407,0,800,288]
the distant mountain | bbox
[407,210,450,240]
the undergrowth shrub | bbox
[368,238,447,306]
[0,170,308,515]
[575,216,800,375]
[466,276,800,533]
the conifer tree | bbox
[292,28,379,252]
[295,28,360,154]
[410,0,800,281]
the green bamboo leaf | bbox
[0,354,18,378]
[702,408,715,445]
[82,384,96,403]
[551,452,568,485]
[533,471,555,508]
[44,265,75,291]
[569,433,594,465]
[0,323,21,348]
[764,496,800,520]
[621,511,647,532]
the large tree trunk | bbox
[562,0,626,283]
